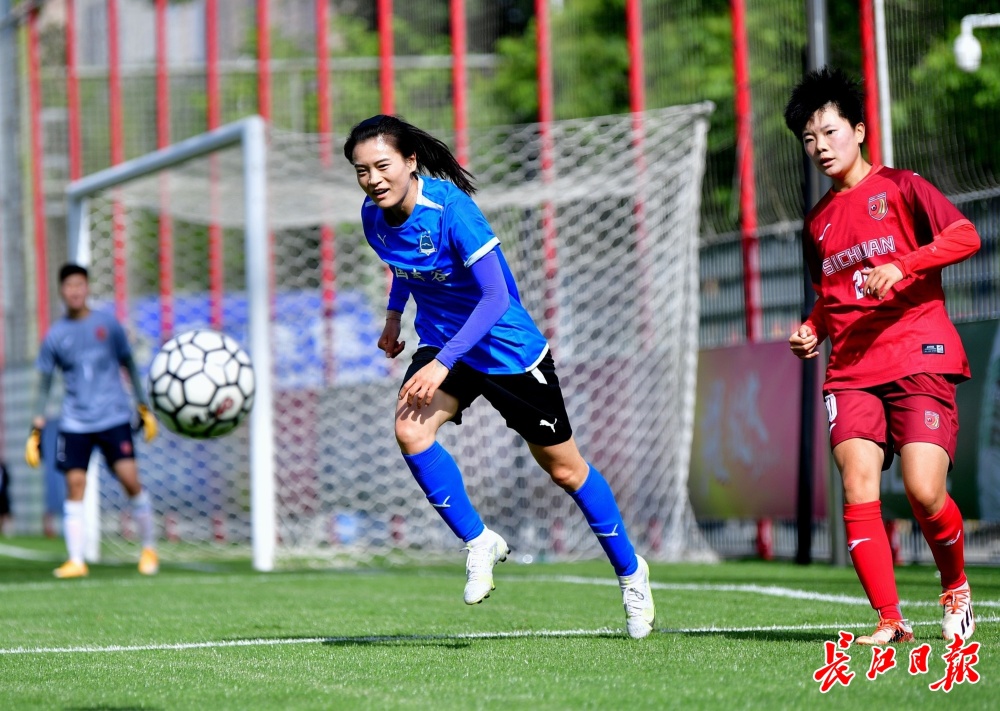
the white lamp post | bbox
[955,14,1000,72]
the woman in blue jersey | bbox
[344,115,655,639]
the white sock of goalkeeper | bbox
[63,500,86,564]
[131,490,156,549]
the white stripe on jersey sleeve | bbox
[464,237,501,268]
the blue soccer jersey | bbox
[37,310,136,433]
[360,176,549,374]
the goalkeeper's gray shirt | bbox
[36,310,134,433]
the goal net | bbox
[68,105,715,568]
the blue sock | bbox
[403,442,485,543]
[570,464,638,576]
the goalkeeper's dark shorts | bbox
[56,422,136,472]
[403,346,574,447]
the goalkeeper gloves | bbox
[25,427,41,468]
[137,404,158,443]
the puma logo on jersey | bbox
[539,418,557,432]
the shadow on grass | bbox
[319,629,627,648]
[215,630,630,650]
[669,628,838,643]
[324,637,475,650]
[249,628,830,648]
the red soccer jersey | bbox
[803,165,973,389]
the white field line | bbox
[530,576,1000,609]
[1,550,996,656]
[2,616,998,656]
[0,565,997,609]
[0,543,63,562]
[0,570,369,593]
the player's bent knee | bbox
[393,419,436,455]
[905,487,946,517]
[546,463,587,492]
[840,469,881,505]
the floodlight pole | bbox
[963,13,1000,31]
[954,14,1000,72]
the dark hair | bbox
[58,263,88,283]
[784,66,865,138]
[343,115,477,195]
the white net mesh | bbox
[78,105,715,566]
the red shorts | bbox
[823,373,959,471]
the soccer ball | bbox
[147,329,255,439]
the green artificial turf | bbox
[0,537,996,709]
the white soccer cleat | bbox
[618,554,655,639]
[855,618,914,645]
[940,582,975,642]
[463,529,509,605]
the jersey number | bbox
[852,270,865,300]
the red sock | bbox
[844,501,901,619]
[913,496,967,590]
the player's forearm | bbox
[32,371,54,423]
[895,220,980,278]
[386,275,410,314]
[804,289,829,344]
[436,251,509,370]
[123,355,150,407]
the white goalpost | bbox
[66,106,716,571]
[66,116,276,570]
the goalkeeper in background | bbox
[25,263,160,578]
[785,68,980,644]
[343,115,655,639]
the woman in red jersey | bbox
[784,67,980,646]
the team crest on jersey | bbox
[867,192,888,221]
[417,231,436,256]
[95,325,107,341]
[924,410,941,430]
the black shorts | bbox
[56,422,136,472]
[404,346,574,446]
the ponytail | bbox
[343,115,477,195]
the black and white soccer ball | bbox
[147,329,255,439]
